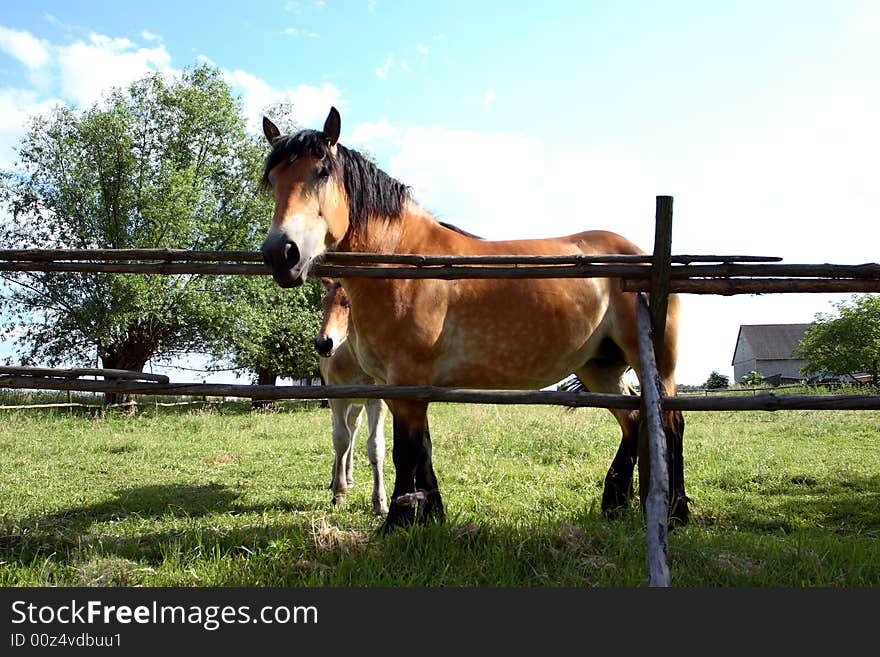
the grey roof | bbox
[732,324,812,365]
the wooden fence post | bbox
[636,292,671,587]
[650,195,674,371]
[636,195,674,587]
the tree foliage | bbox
[740,371,765,386]
[0,68,330,400]
[211,275,324,385]
[796,294,880,385]
[704,370,730,389]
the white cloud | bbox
[0,28,176,164]
[374,124,659,246]
[375,54,393,80]
[416,44,429,55]
[0,25,51,69]
[349,118,401,147]
[481,88,496,108]
[368,0,377,11]
[399,60,410,73]
[55,33,174,106]
[0,87,60,169]
[140,30,162,42]
[223,68,344,131]
[281,26,319,38]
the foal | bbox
[316,277,388,516]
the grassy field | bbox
[0,399,878,587]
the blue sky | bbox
[1,1,879,385]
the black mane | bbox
[262,129,412,231]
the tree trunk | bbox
[99,351,149,409]
[252,367,277,411]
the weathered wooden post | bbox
[636,293,671,587]
[637,195,674,587]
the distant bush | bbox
[704,371,730,389]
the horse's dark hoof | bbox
[668,495,690,528]
[416,491,445,524]
[378,502,415,535]
[602,503,628,520]
[601,483,632,519]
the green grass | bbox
[0,402,877,587]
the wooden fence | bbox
[2,195,879,586]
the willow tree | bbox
[0,65,267,401]
[797,294,880,385]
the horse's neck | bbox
[339,201,442,255]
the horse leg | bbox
[666,408,689,526]
[329,398,356,507]
[575,364,640,517]
[637,410,689,526]
[634,370,690,525]
[381,400,443,532]
[415,417,444,525]
[365,399,389,516]
[344,403,364,488]
[603,409,640,516]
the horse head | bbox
[314,277,351,358]
[260,106,410,287]
[260,108,348,287]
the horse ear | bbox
[323,107,341,149]
[263,116,282,145]
[320,277,334,291]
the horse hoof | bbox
[416,491,445,524]
[602,504,627,520]
[668,495,690,527]
[378,502,415,534]
[332,494,346,508]
[601,488,632,519]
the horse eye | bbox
[315,164,330,179]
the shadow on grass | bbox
[3,476,879,586]
[0,482,320,561]
[0,480,649,586]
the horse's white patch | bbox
[277,213,329,280]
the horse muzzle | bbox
[261,234,305,288]
[314,335,335,358]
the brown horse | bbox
[316,277,388,517]
[260,108,688,531]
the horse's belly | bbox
[432,334,597,389]
[432,283,609,388]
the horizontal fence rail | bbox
[622,278,880,294]
[1,376,879,411]
[0,366,169,383]
[0,249,782,264]
[1,251,878,292]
